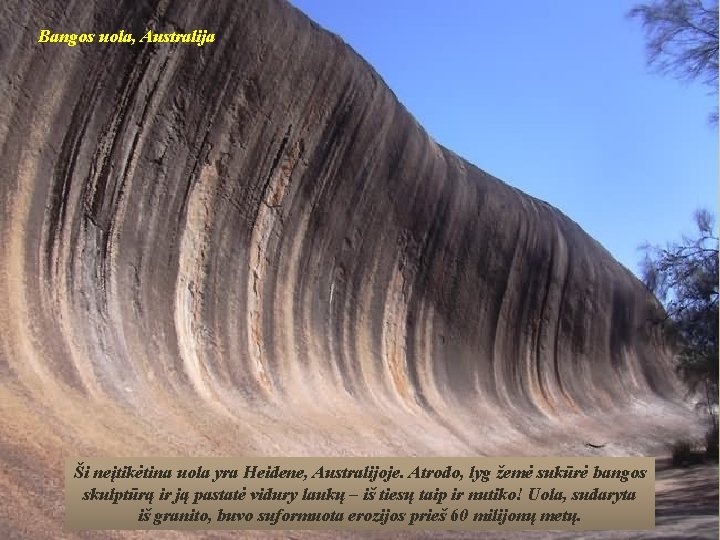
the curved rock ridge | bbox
[0,0,698,536]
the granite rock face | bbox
[0,0,695,537]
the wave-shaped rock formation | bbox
[0,0,699,537]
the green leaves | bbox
[640,209,718,397]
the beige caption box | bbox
[65,457,654,531]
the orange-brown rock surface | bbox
[0,0,706,538]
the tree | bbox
[628,0,719,120]
[640,209,719,425]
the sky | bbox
[290,0,718,277]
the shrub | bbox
[705,419,718,461]
[671,439,697,467]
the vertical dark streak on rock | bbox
[553,229,574,407]
[534,214,556,413]
[262,124,292,198]
[45,75,100,281]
